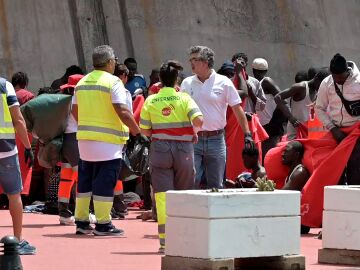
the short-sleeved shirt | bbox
[125,74,147,95]
[181,70,241,131]
[15,89,34,105]
[73,78,129,161]
[140,87,202,140]
[0,81,19,159]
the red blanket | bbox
[225,109,268,180]
[264,122,360,227]
[0,134,33,195]
[133,95,145,124]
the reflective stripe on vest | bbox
[75,70,129,144]
[152,133,193,141]
[0,93,15,140]
[307,117,327,139]
[140,87,200,141]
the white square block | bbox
[323,210,360,250]
[324,186,360,212]
[166,216,300,259]
[166,189,300,219]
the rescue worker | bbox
[57,74,84,225]
[72,45,144,236]
[140,60,203,253]
[0,76,36,254]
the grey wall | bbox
[1,0,360,92]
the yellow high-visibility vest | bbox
[140,87,202,141]
[75,70,129,145]
[0,79,15,143]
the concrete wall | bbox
[0,0,360,92]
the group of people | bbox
[0,43,359,255]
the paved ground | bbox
[0,210,358,270]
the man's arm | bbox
[282,167,310,191]
[231,104,250,134]
[10,106,31,149]
[113,103,140,136]
[71,104,78,122]
[140,128,152,137]
[274,85,303,126]
[315,81,346,143]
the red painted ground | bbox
[0,210,358,270]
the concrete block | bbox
[166,189,300,219]
[235,255,305,270]
[166,216,300,259]
[318,248,360,266]
[322,210,360,250]
[161,256,234,270]
[324,186,360,212]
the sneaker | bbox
[18,240,36,255]
[93,223,124,236]
[76,224,94,235]
[89,213,97,224]
[59,216,75,226]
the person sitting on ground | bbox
[226,147,266,188]
[275,68,330,140]
[281,140,311,234]
[281,141,310,191]
[11,72,34,105]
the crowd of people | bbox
[0,44,359,255]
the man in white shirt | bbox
[315,53,360,184]
[181,45,253,189]
[72,45,144,236]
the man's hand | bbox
[289,116,301,127]
[234,58,246,74]
[245,112,253,121]
[135,133,150,144]
[244,132,255,150]
[24,148,34,168]
[330,127,347,144]
[192,133,198,144]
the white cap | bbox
[252,58,268,71]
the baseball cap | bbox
[220,60,235,71]
[252,58,268,71]
[60,74,84,90]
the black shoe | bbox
[76,223,94,235]
[111,208,126,220]
[94,223,124,236]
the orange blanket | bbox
[225,108,269,180]
[264,122,360,227]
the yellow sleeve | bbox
[183,94,203,121]
[139,100,152,129]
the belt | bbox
[197,129,224,137]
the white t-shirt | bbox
[73,78,128,161]
[0,81,19,159]
[181,70,241,131]
[65,113,78,134]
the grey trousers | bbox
[149,140,195,193]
